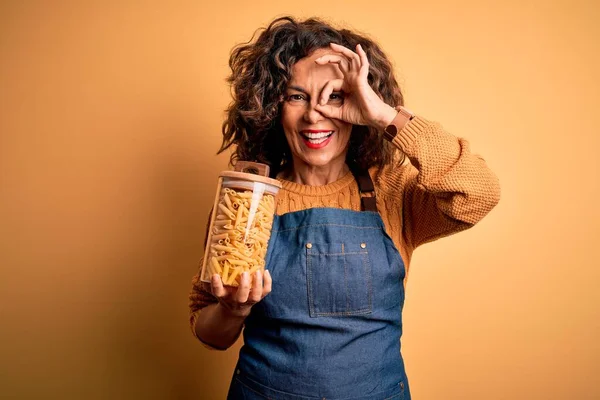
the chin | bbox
[301,153,342,168]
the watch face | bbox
[384,124,398,141]
[385,124,398,135]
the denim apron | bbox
[227,170,410,400]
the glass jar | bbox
[200,162,281,287]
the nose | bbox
[303,102,325,124]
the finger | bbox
[211,274,227,298]
[248,270,263,303]
[263,270,272,296]
[319,78,343,106]
[315,54,350,74]
[314,102,343,120]
[330,43,361,69]
[356,44,370,79]
[235,271,251,303]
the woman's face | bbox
[281,48,352,171]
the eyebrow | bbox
[287,85,308,95]
[286,85,344,96]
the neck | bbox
[282,160,350,186]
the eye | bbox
[287,94,306,102]
[328,92,344,104]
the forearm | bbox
[194,302,246,350]
[395,117,500,223]
[374,114,500,247]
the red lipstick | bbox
[300,129,334,149]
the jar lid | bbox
[221,178,280,196]
[219,171,282,189]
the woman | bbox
[189,16,500,400]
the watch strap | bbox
[383,106,414,141]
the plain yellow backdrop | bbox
[1,1,599,399]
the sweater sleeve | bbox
[188,209,219,343]
[386,116,501,249]
[188,266,218,338]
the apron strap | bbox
[350,166,378,213]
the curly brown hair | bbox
[219,16,404,177]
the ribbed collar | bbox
[277,170,355,196]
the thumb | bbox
[314,103,343,121]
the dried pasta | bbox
[202,187,275,287]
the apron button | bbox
[360,243,367,249]
[399,381,404,389]
[306,243,313,249]
[236,369,240,375]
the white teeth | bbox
[309,137,328,144]
[304,131,333,139]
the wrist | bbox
[372,104,398,131]
[383,106,415,142]
[216,301,250,320]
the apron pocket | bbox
[306,241,373,317]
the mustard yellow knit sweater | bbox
[189,115,501,335]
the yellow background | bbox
[1,1,599,399]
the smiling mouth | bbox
[300,130,334,145]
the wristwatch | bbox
[383,106,415,141]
